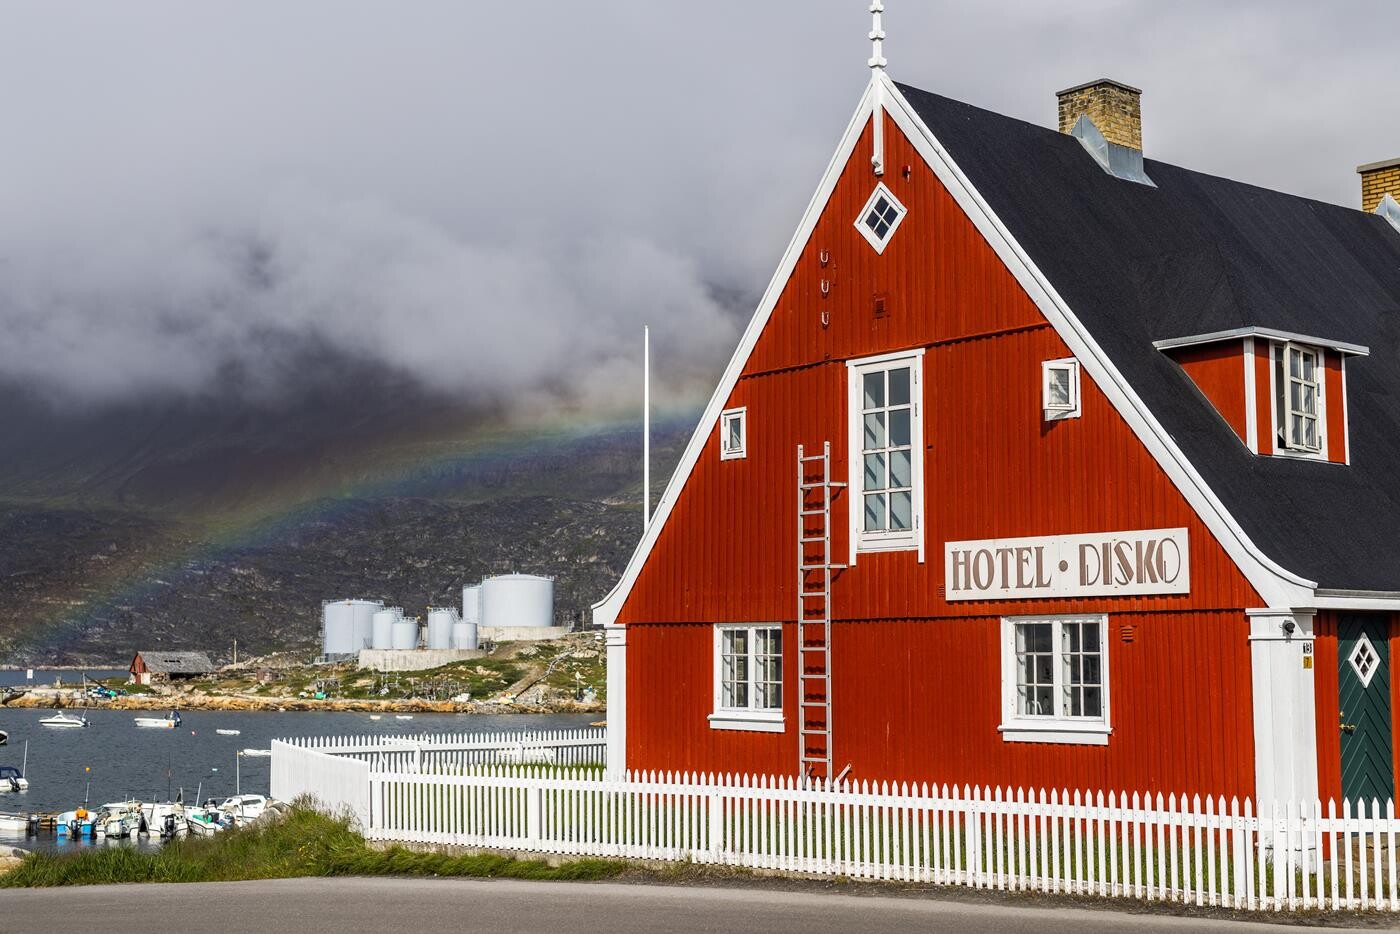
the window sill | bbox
[1269,447,1331,463]
[999,722,1111,746]
[856,538,918,554]
[708,712,785,733]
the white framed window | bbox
[854,183,907,254]
[719,407,747,460]
[846,350,924,560]
[709,624,783,732]
[1042,358,1081,421]
[1271,342,1325,456]
[999,614,1111,745]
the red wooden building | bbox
[595,51,1400,808]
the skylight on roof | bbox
[855,184,907,253]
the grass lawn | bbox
[1,805,623,888]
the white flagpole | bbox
[643,324,651,530]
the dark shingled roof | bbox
[135,651,215,675]
[898,83,1400,591]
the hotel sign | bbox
[944,528,1189,601]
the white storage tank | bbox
[323,599,384,656]
[391,617,420,650]
[452,621,479,651]
[462,585,482,623]
[426,607,457,650]
[480,574,555,629]
[371,607,402,650]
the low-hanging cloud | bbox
[0,0,1394,416]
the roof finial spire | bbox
[868,2,887,71]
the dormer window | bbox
[855,184,907,253]
[1275,343,1322,454]
[1154,327,1366,466]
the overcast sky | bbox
[1,1,1395,415]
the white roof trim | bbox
[876,75,1313,608]
[593,73,1315,627]
[590,79,881,628]
[1153,327,1369,358]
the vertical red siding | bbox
[1325,352,1348,464]
[1169,342,1248,445]
[1314,612,1342,805]
[1254,345,1274,457]
[619,110,1261,794]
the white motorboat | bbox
[95,803,143,839]
[239,748,271,758]
[0,812,32,832]
[0,766,28,793]
[134,710,182,729]
[215,729,240,736]
[185,807,226,836]
[395,715,413,720]
[0,729,7,745]
[39,711,88,728]
[216,794,269,826]
[141,801,187,838]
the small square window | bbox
[720,407,746,460]
[1043,359,1081,420]
[1349,632,1380,688]
[854,184,907,253]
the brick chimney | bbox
[1057,79,1143,151]
[1358,158,1400,213]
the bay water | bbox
[0,705,597,852]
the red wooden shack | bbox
[595,63,1400,809]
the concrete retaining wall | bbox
[356,648,484,672]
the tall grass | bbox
[1,805,624,888]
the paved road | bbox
[0,877,1352,933]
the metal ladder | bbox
[796,442,845,779]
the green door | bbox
[1339,614,1394,803]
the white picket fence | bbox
[277,727,605,772]
[275,732,1400,913]
[271,739,370,828]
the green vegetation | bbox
[0,804,624,888]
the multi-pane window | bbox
[716,625,782,712]
[1274,343,1322,453]
[1005,616,1108,730]
[861,366,914,536]
[848,353,922,554]
[720,407,747,460]
[854,184,907,253]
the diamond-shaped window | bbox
[1349,632,1380,688]
[855,184,907,254]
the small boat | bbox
[56,809,97,838]
[216,794,269,826]
[395,715,414,720]
[215,729,240,736]
[134,710,182,729]
[95,803,143,839]
[185,807,226,836]
[239,748,271,758]
[40,711,88,728]
[0,729,7,745]
[368,715,381,721]
[142,801,187,838]
[0,812,33,832]
[0,766,28,793]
